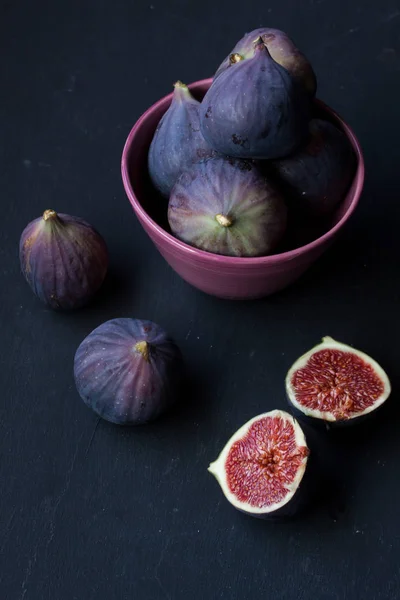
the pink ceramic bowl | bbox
[121,78,364,299]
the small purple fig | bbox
[267,119,356,215]
[200,39,310,160]
[74,318,183,425]
[148,81,216,197]
[168,157,287,257]
[19,209,108,310]
[215,28,317,96]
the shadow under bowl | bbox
[121,78,364,300]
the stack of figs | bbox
[148,28,356,257]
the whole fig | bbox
[148,81,215,197]
[200,39,310,160]
[74,318,183,425]
[214,28,317,96]
[267,119,356,215]
[19,210,108,310]
[168,157,287,257]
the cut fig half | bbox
[208,410,310,518]
[286,337,391,424]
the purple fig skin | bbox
[19,210,108,310]
[214,28,317,97]
[168,157,287,257]
[200,40,310,160]
[148,81,216,197]
[74,318,183,425]
[267,119,356,216]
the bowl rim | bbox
[121,78,365,265]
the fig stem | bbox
[43,209,58,221]
[229,53,243,65]
[135,340,150,362]
[174,80,188,90]
[215,214,233,227]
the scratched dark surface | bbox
[1,0,400,598]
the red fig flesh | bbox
[208,410,309,518]
[286,337,391,423]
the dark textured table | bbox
[1,1,400,599]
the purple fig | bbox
[74,318,183,425]
[200,39,310,160]
[267,119,356,215]
[168,157,287,257]
[19,209,108,310]
[148,81,216,197]
[215,28,317,96]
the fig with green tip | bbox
[148,81,216,197]
[286,337,391,424]
[19,210,108,310]
[74,318,183,425]
[214,27,317,96]
[168,157,287,257]
[200,38,310,160]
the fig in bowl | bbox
[168,157,287,257]
[148,80,215,198]
[266,119,356,216]
[199,39,310,160]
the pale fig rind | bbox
[200,40,310,160]
[208,410,310,519]
[214,27,317,97]
[19,210,108,310]
[286,337,391,424]
[168,157,287,257]
[148,81,216,197]
[268,119,356,216]
[74,318,183,425]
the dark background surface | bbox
[1,0,400,598]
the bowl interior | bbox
[125,81,361,256]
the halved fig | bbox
[286,337,391,424]
[208,410,310,518]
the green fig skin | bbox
[168,157,287,258]
[19,210,108,310]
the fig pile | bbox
[147,27,356,258]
